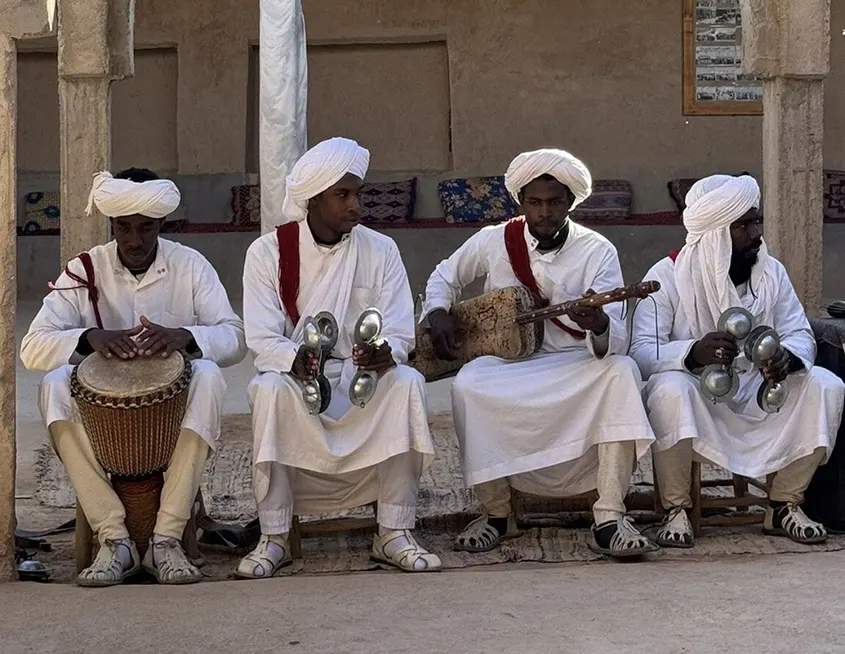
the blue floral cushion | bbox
[438,176,518,224]
[23,191,61,232]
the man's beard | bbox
[729,243,761,285]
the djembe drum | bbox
[70,351,192,558]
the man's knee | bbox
[645,371,698,408]
[453,364,482,398]
[806,366,845,402]
[249,371,300,405]
[40,365,72,398]
[382,364,425,395]
[190,359,224,384]
[602,354,642,381]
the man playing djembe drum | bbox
[630,174,845,548]
[21,168,246,586]
[237,137,441,578]
[422,148,658,558]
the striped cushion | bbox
[572,179,633,220]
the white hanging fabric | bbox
[259,0,308,234]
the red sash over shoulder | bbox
[503,217,586,340]
[49,252,104,329]
[276,222,301,326]
[669,249,681,263]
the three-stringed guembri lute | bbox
[410,281,660,382]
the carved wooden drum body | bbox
[411,285,542,382]
[70,352,192,556]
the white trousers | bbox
[474,441,636,524]
[50,420,208,544]
[256,451,424,534]
[654,439,826,509]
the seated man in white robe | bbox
[21,168,246,586]
[236,137,440,578]
[422,149,657,558]
[630,174,845,548]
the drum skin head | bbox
[76,351,186,398]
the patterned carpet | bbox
[31,412,845,581]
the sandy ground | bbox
[4,552,845,654]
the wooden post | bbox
[0,32,17,582]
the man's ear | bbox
[565,189,576,213]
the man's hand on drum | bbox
[291,346,320,381]
[428,309,461,361]
[565,289,609,335]
[86,326,144,359]
[136,316,194,358]
[353,340,396,374]
[689,331,739,368]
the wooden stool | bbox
[74,490,203,573]
[689,462,771,536]
[651,455,771,536]
[289,502,378,560]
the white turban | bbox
[281,137,370,223]
[674,174,775,338]
[85,171,181,219]
[504,148,593,209]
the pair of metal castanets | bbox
[698,306,789,414]
[298,307,386,415]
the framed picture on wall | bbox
[683,0,763,116]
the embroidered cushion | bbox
[438,176,518,224]
[667,178,699,212]
[668,172,755,212]
[571,179,633,220]
[22,191,61,233]
[231,184,261,225]
[824,170,845,222]
[359,178,417,224]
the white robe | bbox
[20,238,247,449]
[422,219,655,490]
[242,223,434,484]
[630,256,845,477]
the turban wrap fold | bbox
[674,174,773,337]
[281,137,370,223]
[86,171,181,219]
[504,148,593,209]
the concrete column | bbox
[741,0,830,313]
[761,79,825,312]
[57,0,134,264]
[58,77,112,263]
[0,32,17,583]
[0,0,57,585]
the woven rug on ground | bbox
[29,517,845,584]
